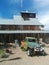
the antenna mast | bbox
[21,0,22,8]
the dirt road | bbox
[0,47,49,65]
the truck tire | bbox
[27,49,33,56]
[41,50,45,55]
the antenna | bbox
[21,0,22,8]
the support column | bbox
[38,33,40,43]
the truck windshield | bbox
[28,39,36,42]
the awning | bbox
[0,30,49,34]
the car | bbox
[21,37,45,56]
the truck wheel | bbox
[41,51,45,55]
[42,51,45,55]
[27,49,33,56]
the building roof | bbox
[0,30,49,33]
[0,15,43,26]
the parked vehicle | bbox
[21,37,45,56]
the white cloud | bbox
[38,12,49,25]
[34,0,49,8]
[37,11,49,30]
[44,26,49,30]
[34,0,49,4]
[33,0,49,30]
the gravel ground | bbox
[0,47,49,65]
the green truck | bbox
[21,37,45,56]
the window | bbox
[28,39,36,42]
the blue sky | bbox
[0,0,49,30]
[0,0,34,18]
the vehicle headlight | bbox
[42,47,44,50]
[40,47,44,51]
[34,47,38,51]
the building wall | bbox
[0,25,40,30]
[0,25,41,43]
[0,33,45,43]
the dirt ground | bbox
[0,46,49,65]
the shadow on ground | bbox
[0,57,22,63]
[8,57,22,61]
